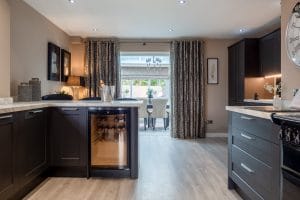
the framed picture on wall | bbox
[61,49,71,82]
[47,42,61,81]
[207,58,219,84]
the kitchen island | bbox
[226,106,283,200]
[0,100,142,200]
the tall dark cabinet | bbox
[49,107,88,176]
[228,39,259,106]
[0,113,15,200]
[259,29,281,76]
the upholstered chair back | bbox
[151,98,168,118]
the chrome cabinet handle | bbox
[0,115,13,120]
[61,157,80,160]
[241,133,255,140]
[240,116,254,120]
[241,163,254,173]
[29,110,43,114]
[61,108,79,111]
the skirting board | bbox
[206,132,228,137]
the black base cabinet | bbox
[0,110,48,200]
[15,109,48,197]
[228,112,281,200]
[48,107,88,177]
[0,113,16,200]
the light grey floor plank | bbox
[24,135,241,200]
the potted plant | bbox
[147,88,154,104]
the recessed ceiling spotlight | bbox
[239,28,246,33]
[178,0,186,4]
[68,0,75,3]
[92,28,98,32]
[169,29,174,32]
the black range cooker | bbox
[272,114,300,200]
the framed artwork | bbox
[61,49,71,82]
[207,58,219,84]
[47,42,61,81]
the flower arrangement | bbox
[264,82,281,97]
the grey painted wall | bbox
[9,0,70,97]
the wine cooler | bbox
[88,107,138,178]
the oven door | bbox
[282,143,300,200]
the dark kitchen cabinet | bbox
[228,112,280,200]
[15,109,47,191]
[259,29,281,76]
[0,113,16,200]
[49,107,87,176]
[228,39,259,106]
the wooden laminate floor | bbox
[24,136,241,200]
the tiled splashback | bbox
[244,77,275,99]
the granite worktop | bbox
[226,106,300,120]
[0,100,143,114]
[243,99,273,104]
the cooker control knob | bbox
[295,134,300,145]
[279,129,283,140]
[286,132,291,142]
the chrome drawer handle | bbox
[29,110,43,114]
[241,163,254,173]
[62,108,79,111]
[241,133,255,140]
[0,115,13,120]
[240,116,254,120]
[61,157,80,160]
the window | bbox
[120,52,170,99]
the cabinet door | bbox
[260,29,281,76]
[236,42,245,104]
[0,114,15,199]
[50,108,87,167]
[228,46,237,105]
[16,109,47,188]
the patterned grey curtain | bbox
[171,40,206,139]
[85,39,120,97]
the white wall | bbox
[9,0,70,97]
[0,0,10,97]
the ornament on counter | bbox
[29,78,41,101]
[18,82,32,102]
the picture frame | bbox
[207,58,219,84]
[61,49,71,82]
[47,42,61,81]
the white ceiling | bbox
[23,0,281,39]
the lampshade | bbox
[67,76,81,86]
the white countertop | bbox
[226,106,272,119]
[0,100,143,114]
[244,99,273,104]
[226,106,300,120]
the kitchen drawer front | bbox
[232,128,276,167]
[232,113,280,144]
[232,145,274,199]
[55,107,82,115]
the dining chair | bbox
[138,98,149,130]
[150,98,168,130]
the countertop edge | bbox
[225,106,272,120]
[0,101,143,114]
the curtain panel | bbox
[85,40,120,97]
[171,40,206,139]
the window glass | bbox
[120,52,170,100]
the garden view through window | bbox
[120,52,170,99]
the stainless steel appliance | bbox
[272,114,300,200]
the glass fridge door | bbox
[90,111,128,169]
